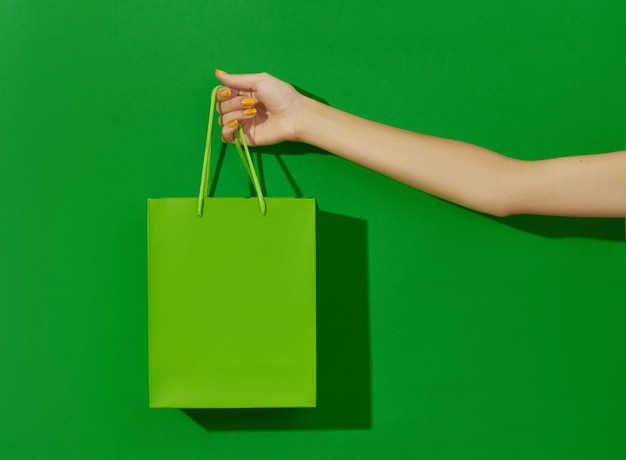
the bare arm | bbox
[215,71,626,218]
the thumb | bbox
[215,70,267,92]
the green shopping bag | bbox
[147,86,316,408]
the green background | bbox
[1,0,625,458]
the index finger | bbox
[216,86,235,102]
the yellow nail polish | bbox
[228,120,239,128]
[220,88,231,98]
[215,69,227,74]
[243,108,257,116]
[241,97,256,107]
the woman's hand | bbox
[215,71,303,146]
[215,70,626,217]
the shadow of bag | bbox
[147,86,316,408]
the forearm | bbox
[295,96,523,216]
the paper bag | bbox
[147,85,316,408]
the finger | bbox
[218,107,258,129]
[218,96,258,115]
[221,119,241,144]
[215,86,235,102]
[215,70,270,93]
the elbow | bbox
[486,204,515,218]
[485,159,532,217]
[427,158,532,217]
[479,189,528,218]
[472,199,517,218]
[487,192,523,217]
[469,162,529,217]
[445,187,520,217]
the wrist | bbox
[292,95,322,145]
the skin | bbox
[215,71,626,218]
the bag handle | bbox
[197,85,267,217]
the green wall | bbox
[1,0,625,458]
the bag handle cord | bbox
[197,85,267,217]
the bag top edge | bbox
[147,197,316,201]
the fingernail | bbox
[241,97,256,107]
[220,88,232,98]
[215,69,227,74]
[227,120,239,128]
[243,108,257,116]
